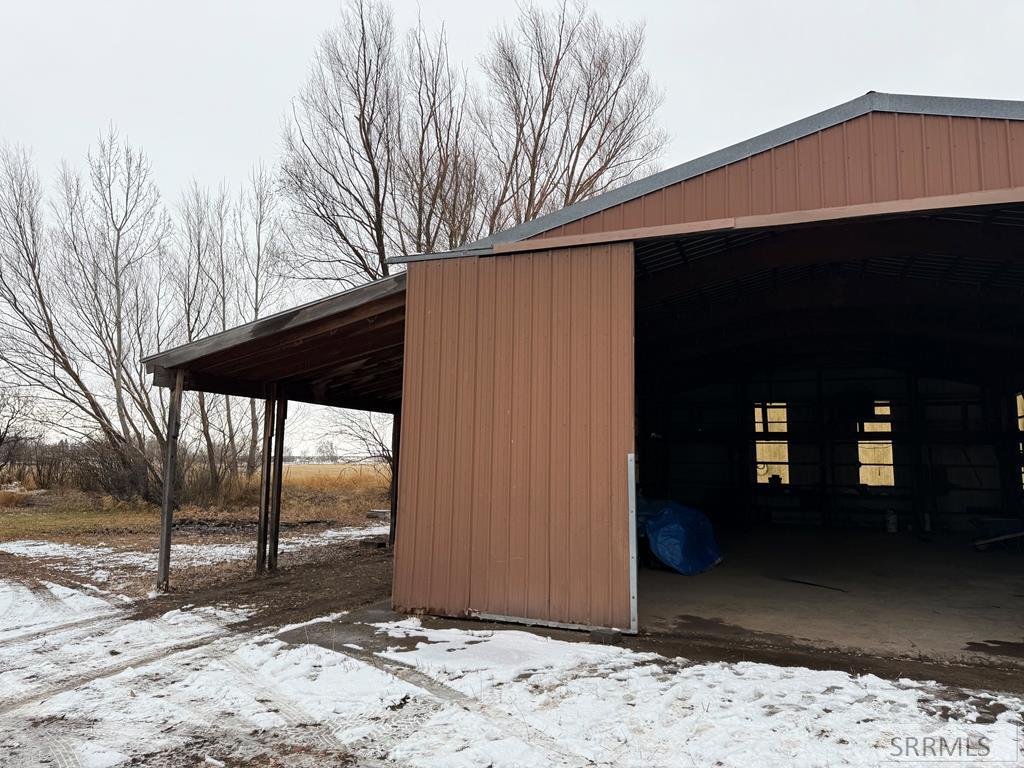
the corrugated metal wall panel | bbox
[535,114,1024,238]
[393,244,635,629]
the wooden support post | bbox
[389,410,401,548]
[256,396,275,573]
[267,398,287,571]
[156,370,184,592]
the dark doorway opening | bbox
[631,205,1024,665]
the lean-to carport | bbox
[142,273,406,590]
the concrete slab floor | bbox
[639,528,1024,668]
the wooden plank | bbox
[156,369,184,591]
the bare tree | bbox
[173,182,229,493]
[315,439,336,463]
[234,164,288,476]
[281,0,399,286]
[325,409,394,481]
[392,23,484,255]
[0,135,172,498]
[281,0,666,286]
[168,169,290,491]
[477,0,667,233]
[0,387,34,478]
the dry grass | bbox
[280,463,390,492]
[0,464,391,544]
[0,490,32,508]
[0,491,159,541]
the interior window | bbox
[858,401,895,486]
[754,402,789,484]
[1017,393,1023,490]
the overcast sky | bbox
[3,0,1024,203]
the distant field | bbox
[0,464,391,545]
[281,462,390,492]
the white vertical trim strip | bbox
[627,452,638,634]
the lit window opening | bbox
[1016,393,1023,490]
[859,401,895,486]
[754,402,789,484]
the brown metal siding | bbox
[393,244,635,629]
[535,114,1024,238]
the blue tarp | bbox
[638,498,721,575]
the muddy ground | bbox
[8,529,1021,699]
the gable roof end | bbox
[390,91,1024,265]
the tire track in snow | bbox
[0,609,125,649]
[0,628,230,716]
[46,735,82,768]
[213,650,347,754]
[319,643,587,766]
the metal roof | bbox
[143,272,406,370]
[144,272,408,411]
[391,91,1024,265]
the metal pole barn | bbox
[156,369,184,591]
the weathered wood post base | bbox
[156,370,184,591]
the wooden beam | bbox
[151,367,401,413]
[256,397,275,573]
[268,398,287,571]
[156,369,184,592]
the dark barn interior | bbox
[633,204,1024,661]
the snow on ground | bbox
[1,582,1021,766]
[0,579,117,643]
[376,620,1024,766]
[0,524,389,582]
